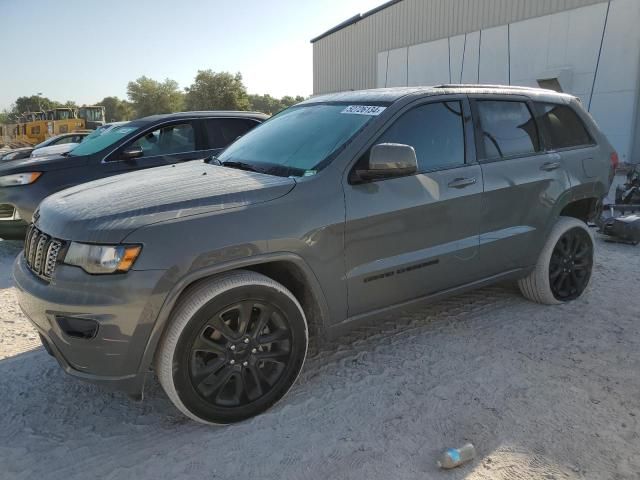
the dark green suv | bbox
[14,85,615,424]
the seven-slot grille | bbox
[24,225,65,280]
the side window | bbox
[476,101,540,160]
[55,136,74,145]
[205,118,259,149]
[131,123,195,157]
[535,103,593,150]
[372,101,466,172]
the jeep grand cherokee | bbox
[14,86,615,424]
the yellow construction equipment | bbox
[8,105,104,145]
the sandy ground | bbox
[1,227,639,479]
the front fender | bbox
[136,251,330,375]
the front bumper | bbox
[0,218,28,239]
[0,186,37,224]
[13,254,168,394]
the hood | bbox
[0,152,88,173]
[36,161,296,243]
[31,143,78,158]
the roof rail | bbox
[434,84,556,92]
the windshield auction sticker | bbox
[116,127,137,135]
[341,105,386,116]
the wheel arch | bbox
[138,252,329,374]
[558,197,601,223]
[552,184,604,225]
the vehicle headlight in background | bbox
[63,243,142,274]
[0,172,42,187]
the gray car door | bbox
[343,97,484,317]
[471,96,572,276]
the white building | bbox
[312,0,640,164]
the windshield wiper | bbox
[220,160,265,173]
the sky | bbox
[0,0,383,111]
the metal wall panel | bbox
[312,0,607,94]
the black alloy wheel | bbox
[188,299,293,408]
[549,227,593,301]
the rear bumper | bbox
[13,254,169,395]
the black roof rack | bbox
[434,84,555,92]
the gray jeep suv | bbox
[14,85,616,424]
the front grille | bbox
[24,225,65,280]
[0,204,15,219]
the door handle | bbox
[447,177,477,189]
[540,161,561,171]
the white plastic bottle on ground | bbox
[437,443,476,469]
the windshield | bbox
[69,124,139,156]
[34,137,55,149]
[217,103,382,177]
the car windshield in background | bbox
[69,124,139,156]
[217,104,382,177]
[33,138,53,149]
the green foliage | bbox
[13,95,58,114]
[247,94,305,115]
[184,70,250,111]
[126,76,184,118]
[4,71,306,124]
[99,96,134,122]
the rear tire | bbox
[156,270,308,424]
[518,217,594,305]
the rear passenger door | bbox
[532,101,599,198]
[471,96,571,275]
[343,97,484,317]
[203,118,262,156]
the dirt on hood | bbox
[35,162,296,243]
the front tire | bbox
[156,270,308,424]
[518,217,594,305]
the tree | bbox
[247,93,306,115]
[13,95,58,113]
[184,70,250,111]
[126,76,184,118]
[247,94,280,115]
[99,96,134,122]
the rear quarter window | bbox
[205,118,260,149]
[534,102,594,150]
[476,100,541,160]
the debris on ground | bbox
[438,443,476,469]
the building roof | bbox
[310,0,403,43]
[300,84,575,104]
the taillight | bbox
[610,151,619,171]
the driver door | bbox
[343,97,484,317]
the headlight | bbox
[0,172,42,187]
[63,242,142,274]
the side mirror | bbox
[121,145,144,160]
[356,143,418,182]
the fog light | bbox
[55,316,99,339]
